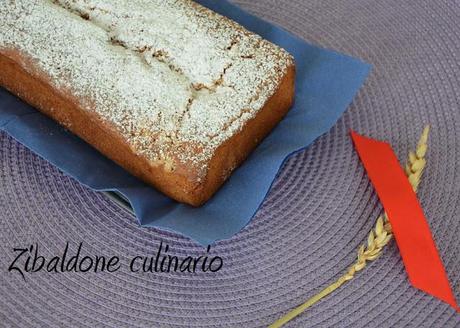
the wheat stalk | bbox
[269,126,431,328]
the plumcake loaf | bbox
[0,0,295,206]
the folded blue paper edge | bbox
[0,0,371,245]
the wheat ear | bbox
[269,126,430,328]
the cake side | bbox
[0,0,295,205]
[0,51,294,206]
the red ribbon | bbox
[351,131,459,311]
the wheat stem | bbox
[269,126,430,328]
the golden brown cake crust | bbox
[0,50,295,206]
[0,0,296,206]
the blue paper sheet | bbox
[0,0,371,245]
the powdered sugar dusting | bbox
[0,0,293,179]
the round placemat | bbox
[1,0,459,327]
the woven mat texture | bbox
[1,0,459,327]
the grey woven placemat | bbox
[1,0,459,327]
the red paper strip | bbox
[351,131,459,311]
